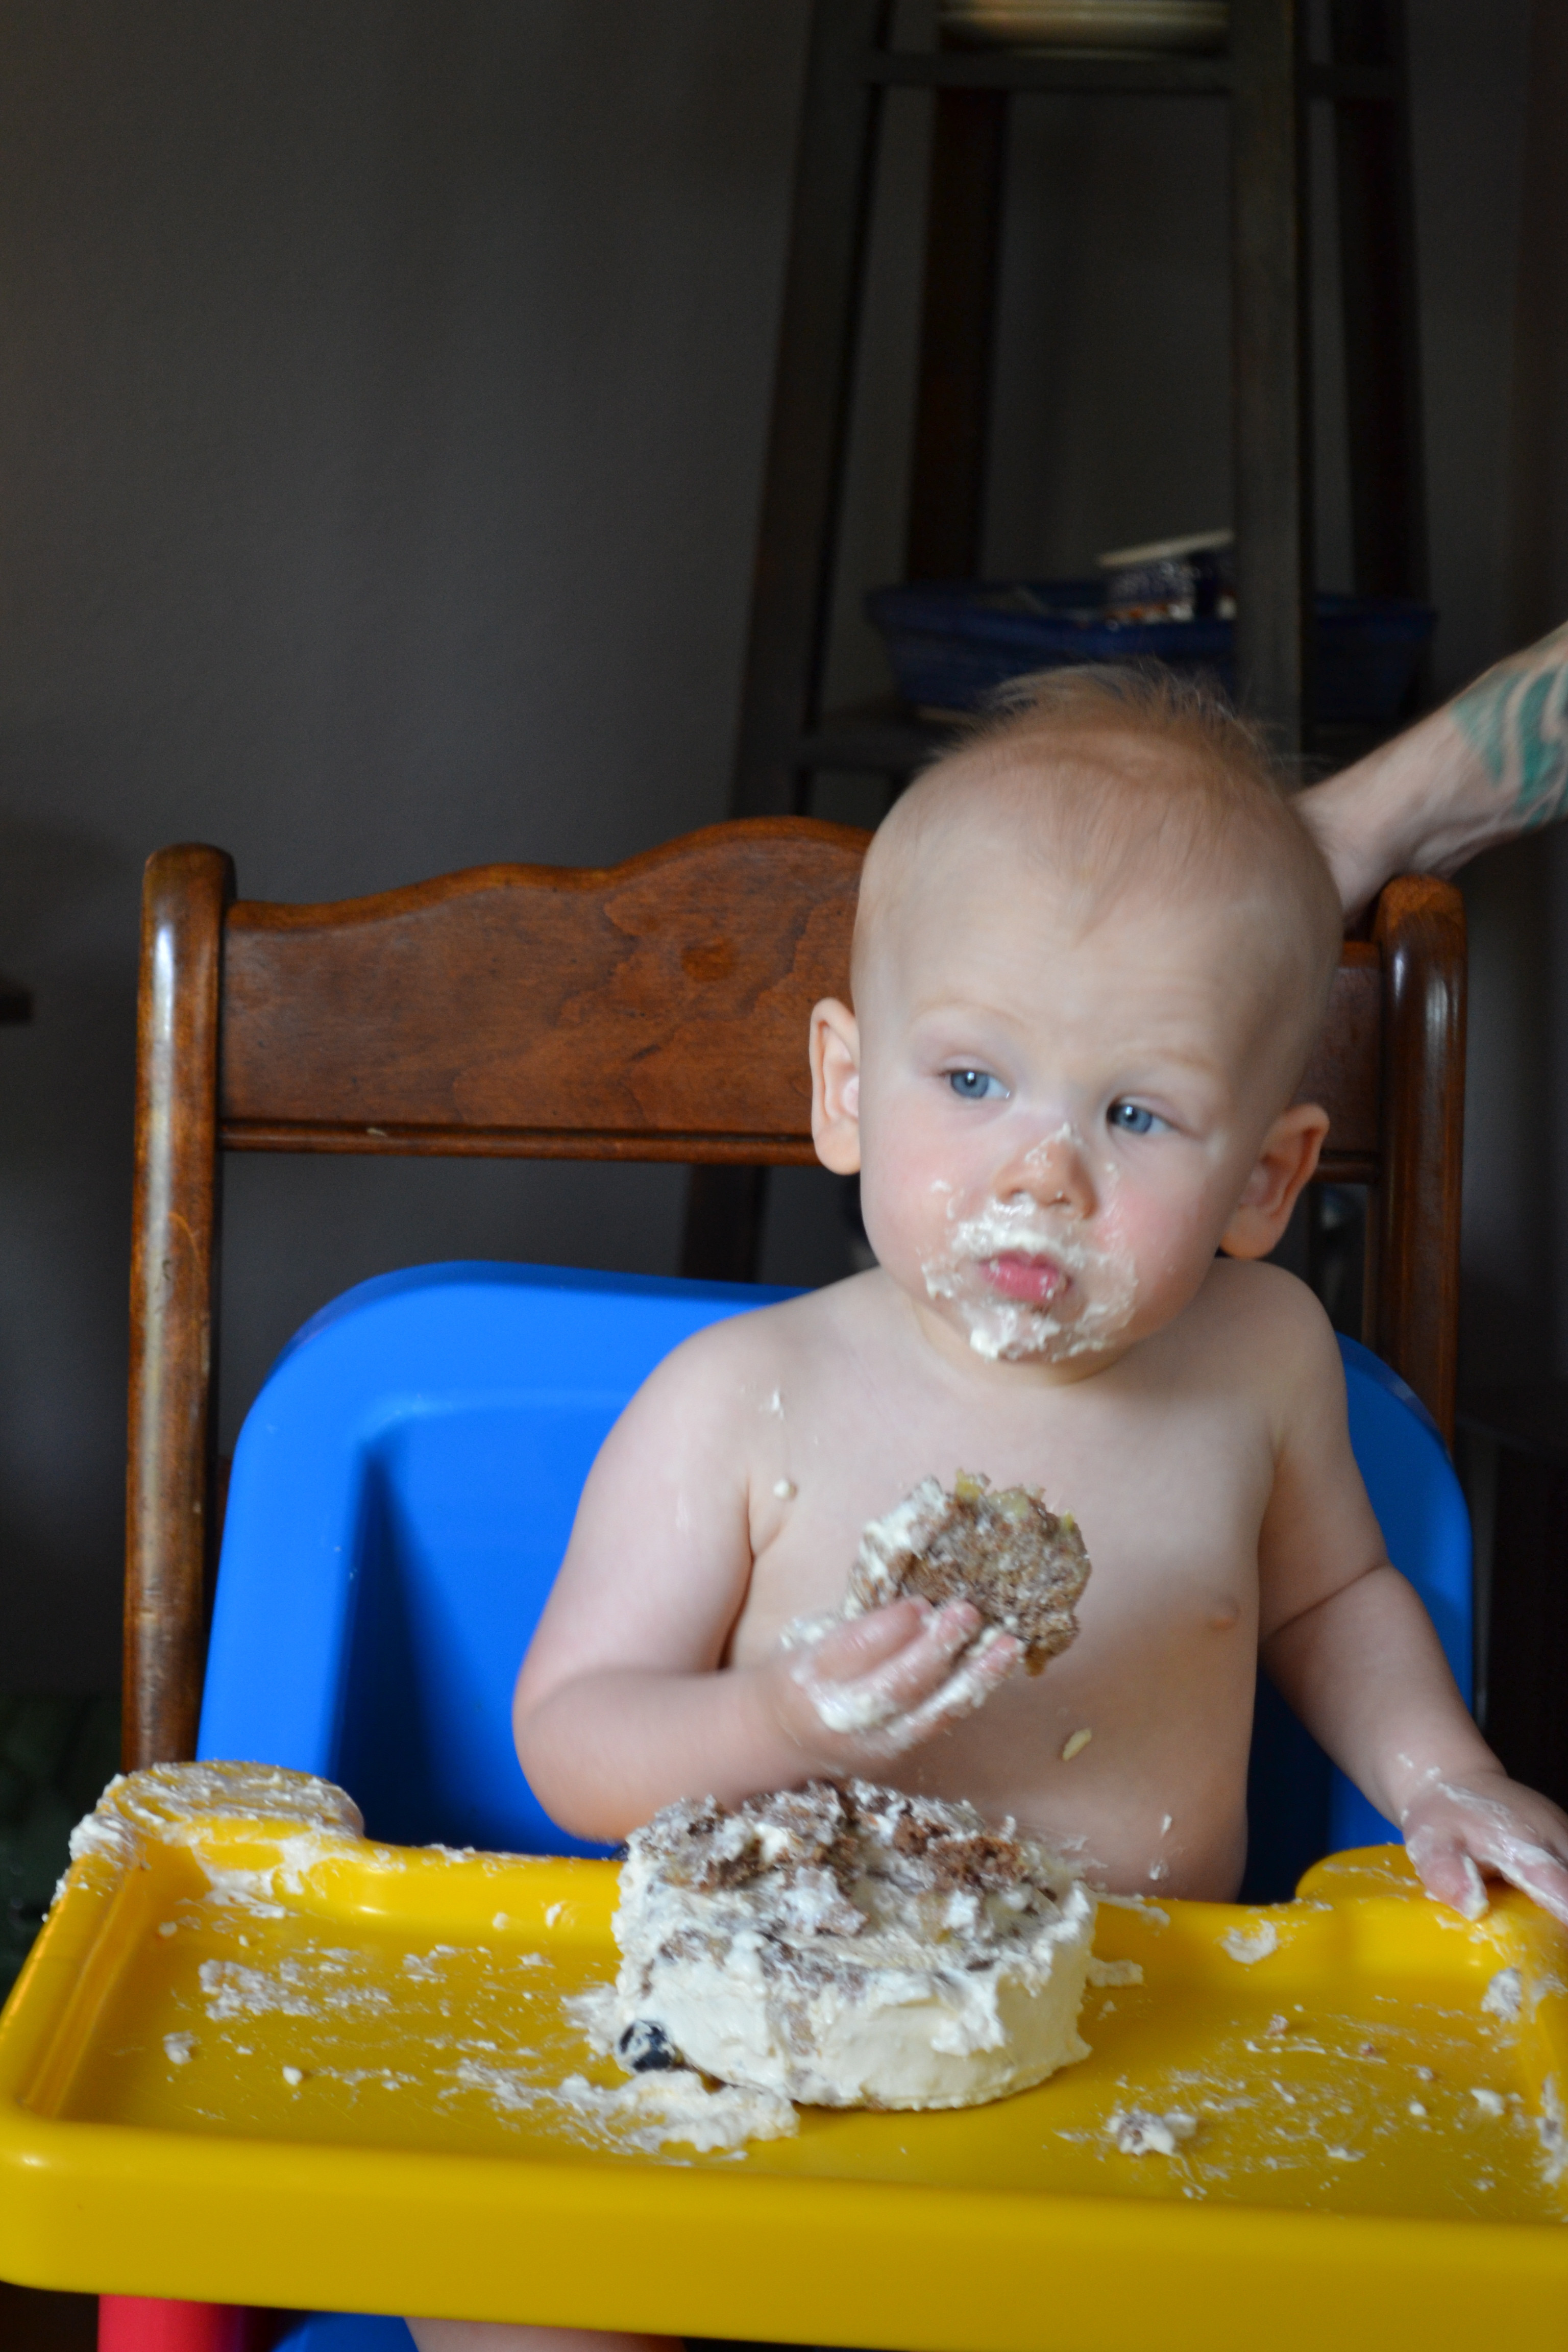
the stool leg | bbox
[99,2298,253,2352]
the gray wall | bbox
[0,0,815,1685]
[0,1,1553,1687]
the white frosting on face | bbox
[597,1780,1096,2111]
[921,1193,1138,1364]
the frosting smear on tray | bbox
[596,1778,1094,2110]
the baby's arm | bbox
[1255,1285,1568,1927]
[512,1320,1018,1842]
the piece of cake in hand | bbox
[847,1471,1090,1677]
[598,1778,1095,2111]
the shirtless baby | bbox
[409,669,1568,2352]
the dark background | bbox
[1,0,1565,1692]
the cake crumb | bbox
[1220,1921,1279,1965]
[1110,2107,1196,2156]
[555,2067,796,2153]
[1536,2078,1566,2185]
[1086,1956,1142,1988]
[1482,1966,1523,2023]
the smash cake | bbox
[594,1777,1096,2111]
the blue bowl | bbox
[866,579,1436,725]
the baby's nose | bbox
[1005,1128,1097,1216]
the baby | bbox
[410,669,1568,2352]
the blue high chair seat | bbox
[200,1258,1472,1874]
[196,1258,1474,2352]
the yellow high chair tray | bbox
[2,1765,1564,2351]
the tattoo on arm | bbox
[1451,619,1568,828]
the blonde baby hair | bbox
[855,663,1344,1091]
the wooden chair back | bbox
[126,819,1465,1768]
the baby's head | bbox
[810,667,1343,1373]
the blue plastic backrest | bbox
[199,1263,1472,1883]
[1334,1335,1472,1766]
[201,1263,792,1857]
[1240,1330,1473,1897]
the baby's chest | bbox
[733,1393,1273,1662]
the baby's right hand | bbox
[764,1598,1020,1771]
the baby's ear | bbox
[1219,1101,1330,1260]
[810,998,862,1175]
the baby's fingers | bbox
[895,1626,1020,1744]
[1486,1840,1568,1930]
[801,1598,949,1684]
[1404,1776,1568,1930]
[1405,1822,1488,1921]
[794,1601,982,1734]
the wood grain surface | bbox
[220,820,868,1156]
[125,844,233,1771]
[1373,872,1466,1436]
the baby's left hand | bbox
[1401,1769,1568,1929]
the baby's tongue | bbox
[979,1252,1066,1306]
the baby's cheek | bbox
[1109,1191,1218,1314]
[860,1115,965,1253]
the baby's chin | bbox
[893,1278,1138,1375]
[959,1296,1132,1367]
[920,1254,1140,1368]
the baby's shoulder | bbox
[626,1268,880,1421]
[1181,1256,1343,1395]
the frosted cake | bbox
[595,1778,1095,2111]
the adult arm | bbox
[1297,617,1568,915]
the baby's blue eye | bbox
[1109,1100,1159,1135]
[948,1068,1007,1101]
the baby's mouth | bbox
[977,1252,1068,1306]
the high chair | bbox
[122,822,1464,1772]
[32,827,1487,2349]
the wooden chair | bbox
[124,820,1465,1773]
